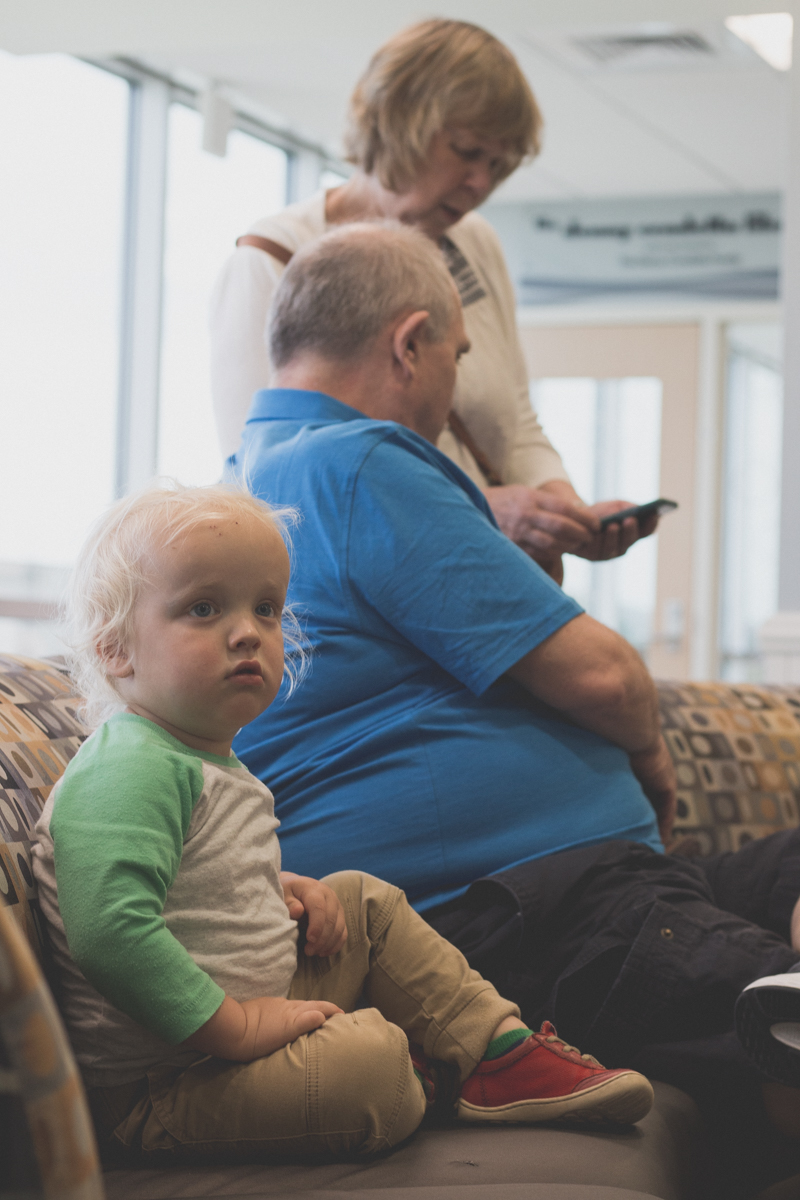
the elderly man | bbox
[231,223,800,1164]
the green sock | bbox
[483,1027,533,1061]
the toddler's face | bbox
[109,514,290,756]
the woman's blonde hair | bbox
[63,481,306,729]
[344,19,543,191]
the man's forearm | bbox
[554,658,660,754]
[506,613,661,755]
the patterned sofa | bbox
[3,652,800,1200]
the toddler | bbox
[32,483,653,1161]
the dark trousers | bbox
[426,832,800,1197]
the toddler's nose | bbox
[230,619,261,649]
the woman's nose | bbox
[466,160,493,196]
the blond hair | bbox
[63,482,306,728]
[344,19,543,191]
[270,221,459,368]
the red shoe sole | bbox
[457,1070,654,1127]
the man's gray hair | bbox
[269,222,460,368]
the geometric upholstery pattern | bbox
[659,681,800,856]
[0,655,88,964]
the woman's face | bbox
[385,129,509,240]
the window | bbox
[532,377,663,657]
[158,103,288,485]
[0,52,129,654]
[719,323,783,681]
[1,56,333,655]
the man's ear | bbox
[391,310,430,380]
[98,640,134,679]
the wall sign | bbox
[483,193,781,305]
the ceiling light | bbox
[725,12,793,70]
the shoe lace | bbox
[544,1034,601,1067]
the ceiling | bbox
[1,0,795,201]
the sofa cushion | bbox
[658,681,800,855]
[103,1187,677,1200]
[0,654,87,961]
[102,1080,705,1200]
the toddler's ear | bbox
[98,640,134,679]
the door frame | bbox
[517,301,780,681]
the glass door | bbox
[518,322,701,679]
[533,376,662,657]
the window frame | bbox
[84,56,346,497]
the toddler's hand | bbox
[240,995,343,1057]
[185,994,344,1061]
[281,872,348,957]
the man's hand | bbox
[629,736,677,845]
[574,499,659,563]
[185,994,344,1061]
[484,484,597,562]
[281,872,348,957]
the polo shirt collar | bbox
[247,388,365,425]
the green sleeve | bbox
[51,716,226,1043]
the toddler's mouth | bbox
[230,661,263,679]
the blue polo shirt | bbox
[232,389,662,911]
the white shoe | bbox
[736,969,800,1085]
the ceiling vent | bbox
[521,23,763,73]
[571,31,715,66]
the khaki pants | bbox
[89,871,518,1161]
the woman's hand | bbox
[484,485,597,562]
[281,872,348,957]
[185,994,344,1062]
[574,500,659,562]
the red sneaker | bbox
[457,1022,654,1126]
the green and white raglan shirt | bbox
[32,713,299,1088]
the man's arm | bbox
[506,613,676,841]
[506,612,656,751]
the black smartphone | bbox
[598,498,678,531]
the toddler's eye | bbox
[256,601,276,618]
[189,601,214,618]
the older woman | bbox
[210,19,652,576]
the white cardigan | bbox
[209,193,569,491]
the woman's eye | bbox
[189,602,214,618]
[256,602,276,618]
